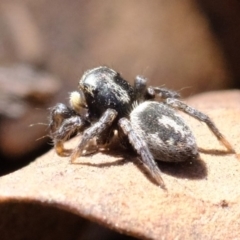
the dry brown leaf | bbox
[1,90,240,239]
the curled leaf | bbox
[1,91,240,239]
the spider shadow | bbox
[72,148,206,185]
[71,149,128,168]
[131,156,208,186]
[132,147,235,186]
[70,146,234,186]
[74,156,128,168]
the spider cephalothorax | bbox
[49,66,235,188]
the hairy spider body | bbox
[49,66,235,188]
[130,101,198,162]
[80,67,135,118]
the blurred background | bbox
[0,0,239,239]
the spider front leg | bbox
[70,108,118,162]
[49,103,89,156]
[118,117,165,188]
[165,98,235,153]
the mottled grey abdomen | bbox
[130,101,199,162]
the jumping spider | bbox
[49,66,235,188]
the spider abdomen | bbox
[130,101,199,162]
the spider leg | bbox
[96,127,115,147]
[70,108,117,162]
[133,75,180,101]
[147,86,181,99]
[49,103,89,156]
[134,76,181,100]
[118,117,166,188]
[165,98,235,153]
[134,75,147,100]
